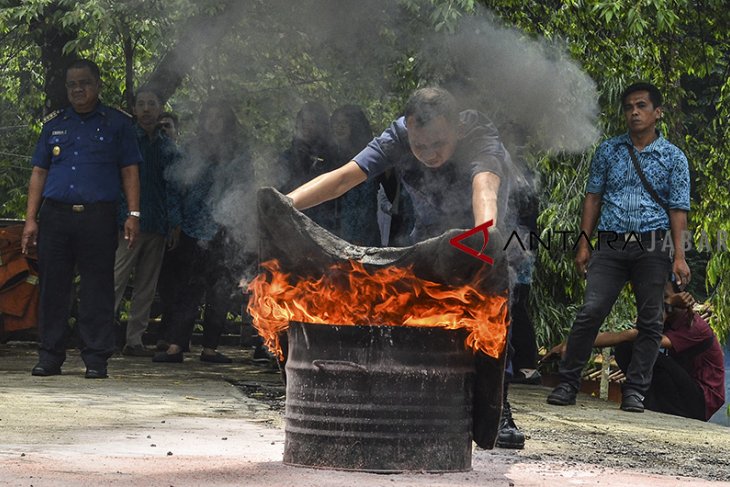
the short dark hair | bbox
[66,59,101,81]
[621,82,663,108]
[159,111,179,126]
[133,86,162,105]
[404,87,458,128]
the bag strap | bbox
[626,144,670,213]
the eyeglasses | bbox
[65,79,96,90]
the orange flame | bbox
[247,259,509,360]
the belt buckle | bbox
[72,204,85,213]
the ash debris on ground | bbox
[231,380,285,411]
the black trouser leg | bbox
[157,243,186,343]
[504,318,514,380]
[201,232,237,350]
[73,205,118,369]
[167,233,206,348]
[510,283,538,371]
[37,204,75,367]
[558,248,628,390]
[201,288,228,350]
[624,245,671,394]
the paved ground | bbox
[1,342,729,487]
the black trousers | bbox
[162,231,239,350]
[510,283,538,371]
[614,342,706,420]
[37,201,118,369]
[558,238,671,394]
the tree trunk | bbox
[29,3,79,115]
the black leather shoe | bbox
[547,383,577,405]
[620,391,645,412]
[153,351,184,363]
[31,363,61,376]
[85,368,108,379]
[495,399,525,449]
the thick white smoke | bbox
[166,0,600,277]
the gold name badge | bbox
[52,146,61,156]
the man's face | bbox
[66,67,101,113]
[158,116,177,140]
[406,115,459,169]
[133,92,162,133]
[623,90,661,134]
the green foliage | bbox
[484,0,730,345]
[0,0,728,344]
[0,0,204,216]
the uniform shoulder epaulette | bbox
[111,107,133,118]
[42,109,62,124]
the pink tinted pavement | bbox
[1,344,728,486]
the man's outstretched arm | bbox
[288,160,367,210]
[545,328,672,361]
[471,172,500,227]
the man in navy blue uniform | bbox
[21,59,142,379]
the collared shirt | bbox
[118,126,182,235]
[31,103,141,203]
[353,110,510,241]
[586,132,690,233]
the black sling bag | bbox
[626,144,670,214]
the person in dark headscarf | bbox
[330,105,381,247]
[278,102,338,232]
[155,98,254,364]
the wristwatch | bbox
[128,211,141,218]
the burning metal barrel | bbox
[250,188,510,470]
[283,322,475,472]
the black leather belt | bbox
[44,199,115,213]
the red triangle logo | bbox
[449,220,494,264]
